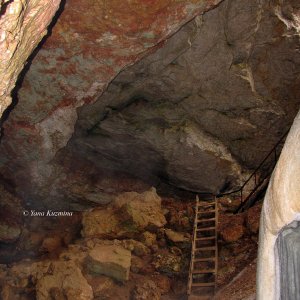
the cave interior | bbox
[0,0,299,299]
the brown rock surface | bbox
[82,188,166,238]
[0,186,22,243]
[219,213,246,243]
[132,279,161,300]
[86,244,131,282]
[36,261,93,300]
[245,203,262,234]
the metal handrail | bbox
[217,129,289,210]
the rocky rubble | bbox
[0,188,196,300]
[0,187,263,299]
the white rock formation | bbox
[0,0,61,116]
[257,110,300,299]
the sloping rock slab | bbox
[86,245,131,282]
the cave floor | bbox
[0,188,260,299]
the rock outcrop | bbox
[0,0,299,204]
[0,0,222,205]
[0,0,61,116]
[82,188,166,238]
[70,0,300,194]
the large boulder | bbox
[35,261,93,300]
[165,229,190,243]
[114,188,167,231]
[81,208,119,238]
[86,244,131,282]
[82,188,166,239]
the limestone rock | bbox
[132,279,161,300]
[86,244,131,282]
[68,0,300,196]
[151,274,171,295]
[82,189,166,239]
[167,208,192,231]
[141,231,157,247]
[245,204,262,234]
[0,0,60,117]
[86,275,115,298]
[40,236,62,253]
[152,252,182,275]
[114,188,167,231]
[165,229,190,243]
[81,208,119,238]
[0,0,223,207]
[130,255,145,274]
[219,214,246,243]
[36,261,93,300]
[121,240,150,257]
[258,109,300,299]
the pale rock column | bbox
[257,110,300,299]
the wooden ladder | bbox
[187,194,218,299]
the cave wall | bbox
[0,0,299,208]
[70,0,300,193]
[0,0,222,205]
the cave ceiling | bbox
[0,0,299,208]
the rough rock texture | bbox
[0,0,299,205]
[82,188,166,238]
[132,279,161,300]
[219,213,246,243]
[0,0,61,116]
[0,0,222,206]
[246,203,262,234]
[165,228,189,243]
[86,244,131,282]
[70,0,300,194]
[257,109,300,299]
[0,185,22,243]
[36,261,93,300]
[2,258,94,300]
[152,252,182,275]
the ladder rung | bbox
[195,246,216,251]
[197,227,216,231]
[191,282,215,287]
[192,269,216,274]
[195,236,215,241]
[194,257,216,262]
[197,218,215,222]
[197,202,215,207]
[198,210,215,214]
